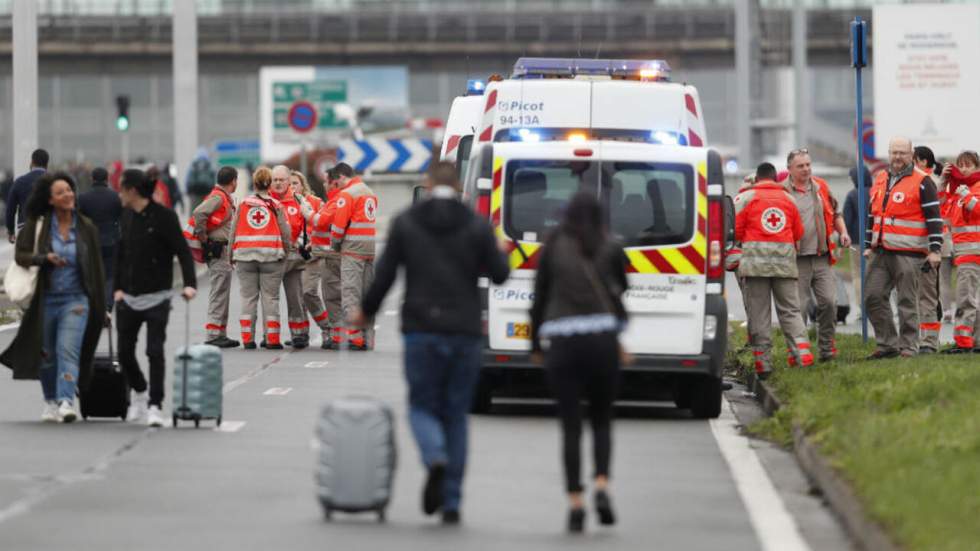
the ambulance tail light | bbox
[573,148,593,157]
[476,192,491,218]
[707,199,724,279]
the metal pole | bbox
[122,132,130,167]
[12,0,38,175]
[855,42,868,343]
[792,3,808,147]
[173,0,199,200]
[734,0,752,168]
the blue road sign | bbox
[288,101,318,133]
[337,137,433,173]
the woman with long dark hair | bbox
[529,191,629,533]
[0,171,106,423]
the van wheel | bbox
[690,375,722,419]
[470,377,493,414]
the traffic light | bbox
[115,95,130,132]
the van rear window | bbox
[503,160,693,247]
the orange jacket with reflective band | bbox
[311,189,339,256]
[790,176,839,265]
[734,180,804,278]
[869,169,929,254]
[950,181,980,265]
[275,192,305,245]
[183,187,234,262]
[232,195,286,262]
[331,178,378,257]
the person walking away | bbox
[844,165,872,318]
[232,166,291,350]
[736,162,814,376]
[912,146,946,353]
[78,166,122,312]
[162,163,184,215]
[6,149,49,243]
[864,137,943,359]
[271,165,310,349]
[114,169,197,426]
[186,148,216,213]
[942,151,980,353]
[186,165,239,348]
[330,163,378,351]
[145,166,173,210]
[352,161,509,524]
[528,191,627,533]
[785,149,851,361]
[311,167,344,349]
[290,170,332,346]
[0,172,106,423]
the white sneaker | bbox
[126,391,149,423]
[58,401,78,424]
[146,405,165,428]
[41,402,60,423]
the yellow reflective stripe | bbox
[625,249,658,273]
[692,231,707,256]
[697,189,707,219]
[697,161,707,180]
[659,247,700,274]
[493,156,503,173]
[508,248,524,268]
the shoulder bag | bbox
[5,217,45,310]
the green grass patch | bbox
[729,323,980,551]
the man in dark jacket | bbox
[79,167,123,311]
[843,165,872,313]
[114,169,197,427]
[353,161,509,525]
[6,149,49,242]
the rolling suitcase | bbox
[79,324,129,421]
[172,302,223,428]
[315,396,396,522]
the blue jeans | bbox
[40,293,89,403]
[403,332,481,512]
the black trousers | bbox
[545,331,620,493]
[101,246,116,312]
[116,300,171,407]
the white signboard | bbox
[873,4,980,158]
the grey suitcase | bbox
[172,303,223,428]
[315,396,396,522]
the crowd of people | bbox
[730,137,980,379]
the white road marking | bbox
[304,361,329,368]
[710,396,812,551]
[214,421,246,433]
[263,387,293,396]
[0,321,19,333]
[373,324,381,330]
[383,309,397,316]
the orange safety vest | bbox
[733,180,804,279]
[950,182,980,266]
[869,169,929,254]
[311,189,339,256]
[232,195,286,260]
[276,192,304,245]
[331,177,378,257]
[182,187,234,263]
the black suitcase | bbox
[79,325,129,421]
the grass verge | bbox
[729,323,980,551]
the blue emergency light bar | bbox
[466,79,486,96]
[512,58,671,82]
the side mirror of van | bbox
[724,195,736,245]
[412,185,426,204]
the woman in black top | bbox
[529,191,628,533]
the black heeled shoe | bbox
[595,490,616,526]
[568,507,585,533]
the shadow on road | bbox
[483,400,699,421]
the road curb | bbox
[747,373,901,551]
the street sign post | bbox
[214,139,261,167]
[851,16,869,343]
[272,80,348,143]
[287,101,318,133]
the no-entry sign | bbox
[287,101,318,133]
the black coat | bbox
[1,214,107,389]
[78,182,123,248]
[361,195,509,336]
[114,202,196,295]
[5,168,44,235]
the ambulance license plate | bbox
[506,322,530,339]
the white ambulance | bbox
[459,59,730,418]
[438,79,489,179]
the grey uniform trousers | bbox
[301,257,331,337]
[743,277,812,371]
[282,257,306,339]
[205,252,233,339]
[864,250,921,354]
[797,255,837,358]
[340,255,375,348]
[953,263,980,349]
[917,263,942,351]
[236,260,284,345]
[321,252,342,343]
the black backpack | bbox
[187,158,215,195]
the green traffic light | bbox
[116,116,129,131]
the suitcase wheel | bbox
[322,506,333,521]
[376,509,386,523]
[194,418,200,429]
[216,416,222,427]
[172,415,178,428]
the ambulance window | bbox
[504,161,599,241]
[603,162,694,247]
[456,136,474,179]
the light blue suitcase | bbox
[172,305,223,428]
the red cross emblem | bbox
[760,207,787,234]
[363,197,377,222]
[246,206,270,230]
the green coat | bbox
[1,213,107,390]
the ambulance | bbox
[439,79,489,179]
[459,58,730,418]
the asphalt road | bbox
[0,186,852,551]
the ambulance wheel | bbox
[470,377,493,414]
[690,375,722,419]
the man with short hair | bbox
[864,137,943,359]
[785,148,851,362]
[310,166,345,349]
[190,166,239,348]
[353,161,509,524]
[79,166,123,311]
[6,149,49,243]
